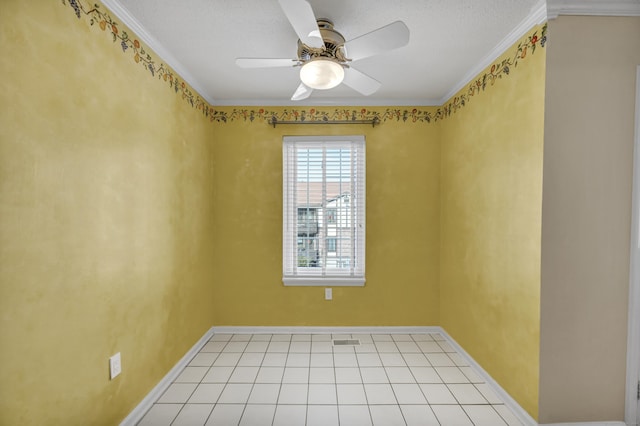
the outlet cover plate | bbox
[110,352,121,379]
[325,288,332,300]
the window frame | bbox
[282,135,366,287]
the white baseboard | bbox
[211,325,439,335]
[119,326,216,426]
[540,422,627,426]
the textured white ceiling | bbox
[110,0,545,106]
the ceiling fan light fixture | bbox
[299,58,344,90]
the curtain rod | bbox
[269,117,380,128]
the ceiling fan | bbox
[235,0,410,101]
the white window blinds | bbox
[283,136,366,286]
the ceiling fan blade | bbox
[235,58,297,68]
[342,67,381,96]
[291,83,313,101]
[344,21,410,61]
[277,0,324,49]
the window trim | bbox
[282,135,366,287]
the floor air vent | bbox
[332,339,361,346]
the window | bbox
[283,136,365,286]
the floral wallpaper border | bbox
[62,0,546,125]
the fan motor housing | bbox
[297,19,347,63]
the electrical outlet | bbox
[109,352,121,380]
[325,288,332,300]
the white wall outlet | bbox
[325,288,332,300]
[109,352,121,380]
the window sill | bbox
[283,277,365,287]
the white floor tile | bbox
[171,403,214,426]
[157,383,197,403]
[308,384,337,404]
[375,341,399,353]
[391,334,414,342]
[357,353,382,367]
[278,384,308,404]
[475,382,504,403]
[334,353,358,367]
[338,405,372,426]
[379,353,406,367]
[245,341,269,352]
[385,366,416,383]
[447,352,469,366]
[289,341,311,352]
[255,366,285,383]
[459,366,483,383]
[411,333,434,342]
[250,334,272,341]
[306,405,339,426]
[431,405,473,425]
[493,404,524,426]
[434,366,469,383]
[351,334,374,343]
[202,366,234,383]
[212,352,242,367]
[271,334,292,341]
[201,341,227,352]
[237,352,265,366]
[230,334,252,342]
[286,353,310,367]
[448,383,488,404]
[188,383,225,403]
[229,366,259,383]
[396,341,421,353]
[282,367,309,383]
[371,334,393,342]
[311,334,332,341]
[223,341,249,352]
[138,404,182,426]
[360,367,390,384]
[336,384,368,404]
[400,404,440,426]
[175,366,209,383]
[364,384,397,404]
[335,367,362,383]
[309,367,335,383]
[437,341,456,352]
[188,353,219,367]
[248,383,280,404]
[332,345,356,354]
[355,343,378,353]
[462,405,508,426]
[419,383,457,404]
[205,404,245,426]
[291,334,312,341]
[273,404,307,426]
[417,341,444,353]
[392,383,428,404]
[410,366,442,383]
[426,353,455,366]
[267,341,290,352]
[369,405,405,426]
[402,353,431,367]
[310,353,334,367]
[210,334,233,342]
[262,353,288,367]
[311,341,333,353]
[217,383,253,404]
[239,404,276,426]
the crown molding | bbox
[100,0,217,105]
[547,0,640,19]
[439,0,547,105]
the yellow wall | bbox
[0,1,216,424]
[439,26,547,418]
[211,110,441,326]
[540,16,640,422]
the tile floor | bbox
[137,333,523,426]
